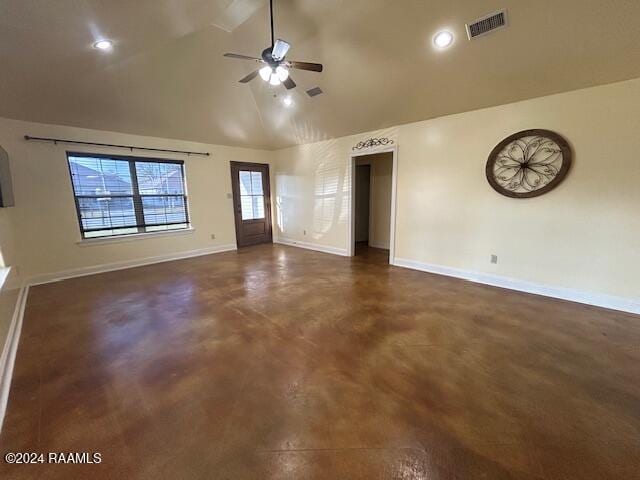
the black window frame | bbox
[66,151,191,239]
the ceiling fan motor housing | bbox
[261,47,278,66]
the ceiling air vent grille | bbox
[306,87,323,98]
[466,9,507,39]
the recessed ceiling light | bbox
[93,40,113,51]
[433,31,454,49]
[283,96,293,107]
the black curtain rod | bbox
[23,135,210,157]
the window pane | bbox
[251,171,263,195]
[252,195,265,219]
[241,195,254,220]
[85,227,139,239]
[239,171,252,195]
[136,162,184,195]
[69,156,133,195]
[146,223,188,233]
[141,196,187,226]
[78,196,137,231]
[68,155,189,239]
[240,195,264,221]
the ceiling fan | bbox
[223,0,323,89]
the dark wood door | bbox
[230,162,273,247]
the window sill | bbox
[77,227,195,247]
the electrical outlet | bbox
[303,230,306,235]
[491,254,498,264]
[211,234,216,240]
[226,193,232,199]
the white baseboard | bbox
[275,237,348,257]
[393,257,640,315]
[369,242,390,250]
[28,243,238,286]
[0,283,29,433]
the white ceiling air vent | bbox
[466,9,508,40]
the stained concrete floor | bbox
[1,244,639,479]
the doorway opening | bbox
[350,150,396,264]
[230,162,273,248]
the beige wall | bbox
[0,117,274,280]
[1,78,639,309]
[274,128,398,252]
[273,78,640,304]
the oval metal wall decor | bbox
[486,129,572,198]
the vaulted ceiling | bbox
[2,0,640,149]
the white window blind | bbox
[67,153,189,239]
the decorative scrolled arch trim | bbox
[352,138,394,151]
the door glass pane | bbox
[239,170,265,221]
[241,195,254,220]
[252,195,265,219]
[240,195,265,220]
[239,171,252,195]
[251,171,263,195]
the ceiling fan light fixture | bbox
[224,0,323,89]
[259,66,272,81]
[269,73,282,86]
[276,66,289,82]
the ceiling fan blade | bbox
[224,53,261,61]
[283,76,296,90]
[239,70,260,83]
[287,61,323,73]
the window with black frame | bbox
[67,153,190,239]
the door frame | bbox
[348,145,398,264]
[230,161,273,248]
